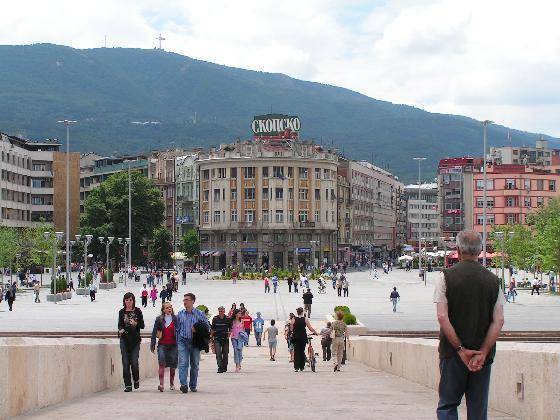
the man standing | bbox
[33,281,41,303]
[253,312,265,346]
[211,306,231,373]
[176,293,210,393]
[182,268,187,285]
[241,310,253,346]
[434,230,505,419]
[302,288,314,318]
[287,276,293,293]
[390,287,400,312]
[272,275,279,293]
[531,277,540,295]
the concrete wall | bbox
[348,336,560,420]
[0,337,157,419]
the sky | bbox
[2,0,560,136]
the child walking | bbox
[264,319,279,361]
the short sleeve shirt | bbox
[433,272,506,306]
[266,326,278,341]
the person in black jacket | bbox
[118,292,145,392]
[193,320,210,352]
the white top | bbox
[433,272,505,307]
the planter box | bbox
[76,288,89,295]
[325,313,368,336]
[46,293,63,302]
[64,292,73,299]
[99,282,116,290]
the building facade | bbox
[198,139,338,269]
[175,153,201,245]
[488,138,558,167]
[404,183,439,248]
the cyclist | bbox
[290,307,317,372]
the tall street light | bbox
[105,236,115,282]
[44,231,64,300]
[482,120,493,267]
[58,119,77,285]
[124,160,133,272]
[76,234,93,287]
[413,157,427,283]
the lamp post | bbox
[44,231,64,301]
[105,236,115,282]
[76,234,93,286]
[125,160,133,272]
[413,157,427,282]
[421,237,427,286]
[57,120,77,286]
[368,242,373,274]
[494,231,514,292]
[125,237,131,285]
[482,120,493,267]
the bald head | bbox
[456,230,482,259]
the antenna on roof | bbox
[156,34,166,50]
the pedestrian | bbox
[434,230,505,419]
[118,292,145,392]
[5,287,14,311]
[332,311,349,372]
[228,303,237,318]
[230,309,246,372]
[166,281,173,302]
[372,266,378,279]
[264,276,270,293]
[390,287,400,312]
[69,280,75,292]
[141,284,149,308]
[507,279,517,303]
[89,281,97,302]
[150,302,178,392]
[211,306,232,373]
[302,288,314,318]
[182,268,187,285]
[150,285,158,307]
[320,321,333,361]
[264,319,279,361]
[160,287,167,303]
[176,293,210,393]
[232,268,238,284]
[272,275,279,293]
[287,276,293,293]
[301,274,309,289]
[253,312,265,346]
[241,310,253,346]
[33,281,41,303]
[336,276,342,297]
[531,277,540,295]
[285,313,295,363]
[293,276,299,293]
[342,276,349,297]
[290,307,318,372]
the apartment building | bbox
[404,183,439,248]
[488,138,558,167]
[175,153,201,244]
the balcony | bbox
[299,221,316,228]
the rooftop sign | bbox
[251,114,300,140]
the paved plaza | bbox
[0,268,558,333]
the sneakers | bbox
[133,381,140,389]
[180,385,189,393]
[190,388,197,393]
[124,386,132,392]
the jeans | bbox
[34,292,40,303]
[273,283,278,293]
[214,338,229,371]
[304,304,312,318]
[255,331,263,346]
[244,328,251,345]
[120,339,140,387]
[437,356,492,420]
[343,288,348,297]
[391,298,398,312]
[321,338,332,360]
[141,296,147,307]
[178,337,201,390]
[265,284,270,293]
[231,338,243,364]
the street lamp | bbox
[124,160,133,272]
[421,237,427,286]
[413,157,427,280]
[76,234,93,287]
[44,231,64,300]
[105,236,115,282]
[58,119,77,286]
[482,120,494,267]
[494,231,514,292]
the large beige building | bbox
[198,139,338,269]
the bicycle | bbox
[307,335,319,372]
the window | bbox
[299,189,308,200]
[203,211,209,224]
[506,214,517,224]
[549,180,556,191]
[288,210,294,222]
[314,168,321,179]
[537,196,544,206]
[244,187,255,200]
[299,210,308,222]
[273,166,284,178]
[476,197,484,208]
[537,179,544,190]
[323,169,330,180]
[275,188,283,200]
[315,189,320,200]
[524,179,531,190]
[262,210,269,222]
[332,211,335,223]
[262,166,269,178]
[505,179,516,189]
[230,167,237,178]
[506,196,516,207]
[214,189,220,202]
[244,209,255,222]
[218,168,226,178]
[243,167,255,179]
[213,211,221,223]
[476,180,494,190]
[203,190,209,202]
[524,197,531,208]
[287,167,293,178]
[202,170,209,180]
[299,167,308,179]
[275,210,284,223]
[331,189,336,200]
[288,188,294,199]
[231,189,237,200]
[231,210,237,222]
[262,188,269,200]
[315,210,320,222]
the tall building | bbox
[488,138,558,167]
[198,138,339,269]
[336,157,352,263]
[1,132,79,233]
[404,183,439,248]
[175,153,201,245]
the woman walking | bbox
[290,307,317,372]
[332,311,349,372]
[228,303,237,318]
[118,292,145,392]
[150,302,178,392]
[150,285,158,307]
[285,313,295,363]
[230,309,245,372]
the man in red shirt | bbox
[241,310,253,346]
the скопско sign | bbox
[251,114,300,139]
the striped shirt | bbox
[176,308,209,340]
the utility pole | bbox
[413,157,427,284]
[482,120,493,267]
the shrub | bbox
[102,268,113,283]
[334,305,351,314]
[79,272,93,288]
[196,304,209,313]
[343,313,357,325]
[50,276,68,294]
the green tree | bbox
[531,198,560,272]
[151,227,172,267]
[0,226,19,284]
[181,229,200,259]
[80,171,165,264]
[490,224,534,271]
[18,224,55,271]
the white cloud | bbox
[1,0,560,136]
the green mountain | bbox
[0,43,556,182]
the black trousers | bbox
[321,338,332,360]
[293,339,306,370]
[288,283,292,292]
[214,338,229,371]
[120,339,140,387]
[141,296,147,307]
[343,288,349,297]
[7,298,14,311]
